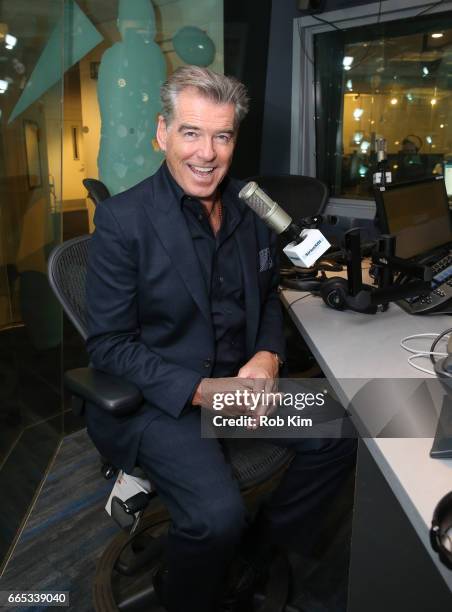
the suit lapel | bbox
[142,183,212,326]
[235,210,260,357]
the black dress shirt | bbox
[162,163,247,377]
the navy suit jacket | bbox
[85,164,285,471]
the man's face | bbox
[156,87,237,204]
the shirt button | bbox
[218,276,224,283]
[198,214,203,221]
[203,359,212,368]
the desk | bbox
[281,289,452,610]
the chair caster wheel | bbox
[102,464,117,480]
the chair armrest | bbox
[64,367,143,416]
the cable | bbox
[287,293,314,313]
[400,333,449,356]
[400,331,452,376]
[414,1,446,18]
[298,0,383,69]
[430,327,452,365]
[297,19,315,67]
[311,14,344,32]
[407,353,436,376]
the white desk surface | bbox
[281,289,452,590]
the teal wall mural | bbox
[9,0,102,124]
[173,26,215,67]
[97,0,166,195]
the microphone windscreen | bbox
[238,182,277,217]
[238,181,293,235]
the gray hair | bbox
[160,65,249,129]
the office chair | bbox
[83,178,111,206]
[47,231,295,611]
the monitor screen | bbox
[375,177,452,259]
[445,162,452,198]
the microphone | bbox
[238,181,330,268]
[238,181,302,242]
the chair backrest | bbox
[247,174,329,221]
[83,178,111,207]
[47,235,91,341]
[247,174,329,266]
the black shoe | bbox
[218,555,269,612]
[152,557,269,612]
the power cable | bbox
[414,1,446,18]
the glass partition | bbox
[314,10,452,199]
[0,0,227,573]
[0,0,64,572]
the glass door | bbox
[0,0,64,573]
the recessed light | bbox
[431,32,444,39]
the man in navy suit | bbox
[86,66,356,612]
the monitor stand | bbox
[430,394,452,459]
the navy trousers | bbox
[137,406,357,612]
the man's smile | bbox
[188,164,216,177]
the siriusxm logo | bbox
[304,240,322,258]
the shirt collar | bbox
[160,161,242,221]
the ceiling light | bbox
[431,98,437,105]
[360,140,370,153]
[440,123,445,128]
[406,93,414,102]
[394,141,400,145]
[343,56,354,69]
[390,98,398,105]
[353,108,364,120]
[346,79,353,91]
[0,79,8,93]
[353,131,363,144]
[431,32,444,39]
[5,34,17,49]
[422,66,429,76]
[426,136,433,144]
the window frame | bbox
[291,0,452,216]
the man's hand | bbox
[237,350,279,380]
[192,377,256,416]
[238,351,281,427]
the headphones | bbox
[319,276,378,314]
[430,491,452,570]
[281,272,378,314]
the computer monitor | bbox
[374,177,452,259]
[444,162,452,199]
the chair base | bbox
[93,508,301,612]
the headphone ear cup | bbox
[430,491,452,569]
[320,277,349,310]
